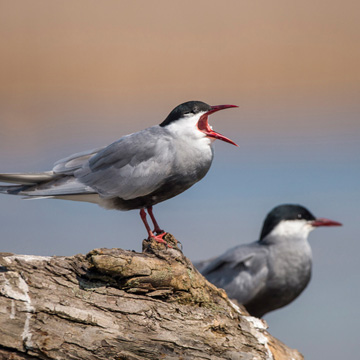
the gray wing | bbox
[1,126,175,200]
[193,257,217,273]
[199,242,269,304]
[75,126,175,200]
[53,147,105,175]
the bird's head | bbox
[160,101,238,146]
[260,204,342,243]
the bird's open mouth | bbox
[197,105,238,146]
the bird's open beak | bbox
[310,218,342,227]
[197,104,239,146]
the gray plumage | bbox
[0,101,238,240]
[0,119,211,209]
[196,204,342,317]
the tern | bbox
[0,101,238,244]
[196,204,342,317]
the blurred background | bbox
[0,1,359,358]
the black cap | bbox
[160,101,211,127]
[260,204,316,241]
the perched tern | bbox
[196,204,342,317]
[0,101,238,243]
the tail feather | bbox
[0,171,55,185]
[18,177,95,197]
[0,173,96,198]
[0,184,29,195]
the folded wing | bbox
[198,243,269,304]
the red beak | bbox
[310,218,342,227]
[197,104,238,146]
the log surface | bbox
[0,234,303,360]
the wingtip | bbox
[0,172,54,185]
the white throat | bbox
[165,112,209,142]
[265,220,314,244]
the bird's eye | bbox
[297,214,302,218]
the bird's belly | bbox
[265,259,311,307]
[245,271,311,317]
[245,252,312,317]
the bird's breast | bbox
[172,136,214,176]
[267,241,312,296]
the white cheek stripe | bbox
[269,220,314,239]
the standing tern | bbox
[196,204,342,317]
[0,101,238,244]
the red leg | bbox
[140,208,152,236]
[147,206,164,234]
[139,208,168,245]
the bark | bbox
[0,234,303,360]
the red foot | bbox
[149,232,172,248]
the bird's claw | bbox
[149,232,172,248]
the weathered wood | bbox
[0,234,303,360]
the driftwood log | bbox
[0,234,303,360]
